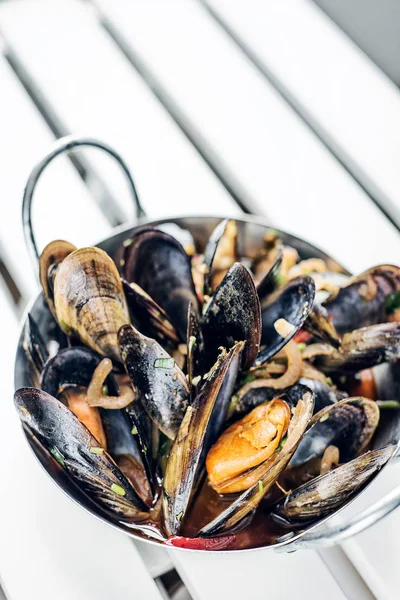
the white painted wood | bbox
[0,55,111,302]
[206,0,400,228]
[328,460,400,600]
[169,546,347,600]
[91,0,400,274]
[0,0,238,227]
[0,281,163,600]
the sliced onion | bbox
[87,359,135,409]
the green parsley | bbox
[50,446,65,467]
[89,447,104,455]
[176,511,183,522]
[384,291,400,315]
[111,483,126,496]
[123,239,132,247]
[131,425,138,435]
[258,480,264,493]
[297,343,306,352]
[326,377,333,387]
[276,272,286,287]
[154,357,175,369]
[319,413,329,423]
[376,400,400,409]
[188,336,197,354]
[276,436,287,452]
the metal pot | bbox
[14,136,400,553]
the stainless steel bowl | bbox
[14,136,400,553]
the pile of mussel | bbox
[15,220,400,549]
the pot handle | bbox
[277,479,400,552]
[22,135,146,267]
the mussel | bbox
[54,247,130,362]
[274,445,395,525]
[39,240,76,319]
[122,228,199,339]
[15,387,149,517]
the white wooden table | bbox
[0,1,399,598]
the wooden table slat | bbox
[206,0,400,228]
[90,0,400,274]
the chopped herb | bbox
[50,447,65,467]
[376,400,400,409]
[89,447,104,455]
[119,258,125,268]
[319,413,329,423]
[131,426,138,435]
[384,291,400,315]
[142,444,148,454]
[297,343,306,352]
[192,375,201,386]
[339,376,347,385]
[276,436,287,452]
[176,511,183,522]
[111,483,126,496]
[188,335,197,354]
[202,296,212,315]
[154,357,175,369]
[326,377,333,387]
[59,319,73,335]
[258,480,264,493]
[276,273,286,287]
[123,239,132,247]
[241,373,255,385]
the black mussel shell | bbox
[162,342,244,537]
[122,228,199,340]
[274,446,395,525]
[41,346,118,398]
[256,249,283,302]
[119,324,189,440]
[290,397,379,469]
[23,314,49,385]
[187,302,205,392]
[256,276,315,365]
[323,265,400,334]
[15,387,148,516]
[299,377,347,413]
[202,263,261,371]
[314,322,400,373]
[229,382,311,418]
[203,219,237,297]
[305,303,341,347]
[122,280,179,347]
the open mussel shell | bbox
[322,265,400,334]
[23,314,49,387]
[256,249,283,301]
[202,262,261,371]
[54,247,130,362]
[304,303,341,347]
[119,324,189,440]
[187,302,205,391]
[229,382,311,418]
[289,397,380,469]
[41,346,156,502]
[203,219,237,296]
[122,280,179,347]
[274,445,396,525]
[162,342,243,537]
[39,240,76,319]
[256,276,315,365]
[298,377,347,413]
[122,228,199,340]
[197,389,315,537]
[314,322,400,373]
[41,346,118,397]
[14,387,149,516]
